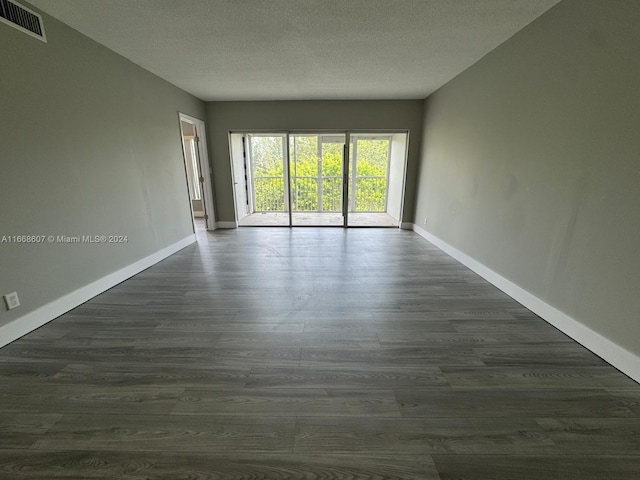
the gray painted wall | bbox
[0,6,205,328]
[414,0,640,355]
[205,101,424,223]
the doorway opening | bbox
[178,113,216,232]
[229,131,408,227]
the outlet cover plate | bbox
[4,292,20,310]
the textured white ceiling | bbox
[29,0,562,101]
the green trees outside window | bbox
[249,135,389,213]
[351,138,389,212]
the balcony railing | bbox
[254,176,285,211]
[253,175,387,213]
[354,176,386,212]
[291,176,342,212]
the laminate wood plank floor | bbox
[1,224,639,479]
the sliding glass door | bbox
[229,131,408,227]
[245,134,289,226]
[290,134,345,226]
[347,134,404,227]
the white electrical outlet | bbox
[3,292,20,310]
[424,217,428,225]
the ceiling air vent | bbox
[0,0,46,42]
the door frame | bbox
[178,113,216,231]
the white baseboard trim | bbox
[410,223,640,383]
[215,221,237,229]
[0,234,196,349]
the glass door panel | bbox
[290,134,345,226]
[289,135,318,213]
[243,133,290,226]
[348,134,400,227]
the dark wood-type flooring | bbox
[1,225,639,479]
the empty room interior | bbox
[1,0,640,478]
